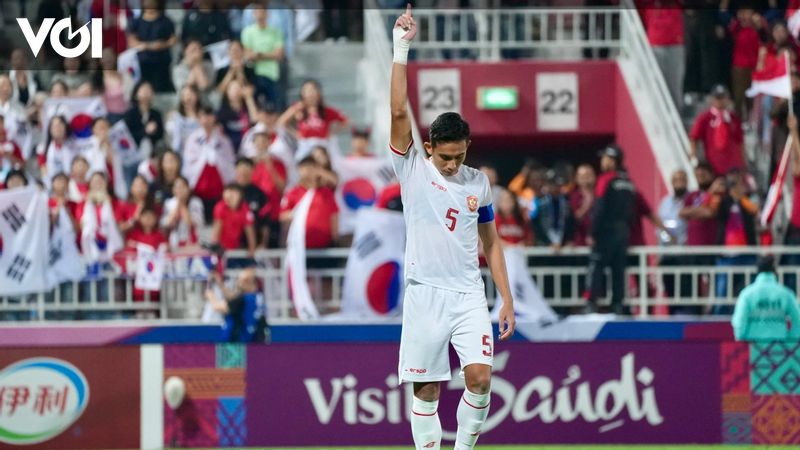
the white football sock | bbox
[455,389,490,450]
[411,396,441,450]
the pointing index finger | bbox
[405,3,412,17]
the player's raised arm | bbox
[390,4,417,154]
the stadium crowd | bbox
[3,0,800,318]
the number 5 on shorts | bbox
[482,334,492,357]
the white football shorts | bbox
[398,281,494,384]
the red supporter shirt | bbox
[729,20,763,69]
[297,107,347,139]
[126,228,166,249]
[213,201,254,250]
[642,7,684,46]
[0,138,23,164]
[568,189,593,246]
[494,213,530,245]
[629,192,652,246]
[193,164,224,201]
[684,190,720,246]
[252,158,288,221]
[280,186,339,248]
[689,108,745,176]
[791,175,800,228]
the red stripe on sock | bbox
[411,409,437,416]
[462,396,490,410]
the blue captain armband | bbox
[478,204,494,223]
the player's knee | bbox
[413,382,441,401]
[465,370,491,395]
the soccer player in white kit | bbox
[390,6,516,450]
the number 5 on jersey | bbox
[445,208,459,231]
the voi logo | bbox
[17,18,103,59]
[0,358,90,445]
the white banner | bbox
[336,158,395,235]
[285,189,320,321]
[47,207,85,288]
[341,209,406,318]
[79,200,123,264]
[135,244,166,291]
[491,246,557,324]
[0,187,49,295]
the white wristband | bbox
[393,27,411,65]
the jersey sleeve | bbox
[389,139,418,182]
[478,173,495,223]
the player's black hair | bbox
[236,157,255,168]
[429,112,470,148]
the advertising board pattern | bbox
[163,344,247,448]
[0,348,139,450]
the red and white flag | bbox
[747,51,792,99]
[761,135,794,227]
[286,189,321,321]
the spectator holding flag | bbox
[0,115,24,178]
[67,156,91,204]
[251,132,287,248]
[37,116,78,186]
[161,176,204,251]
[76,172,124,267]
[182,105,236,222]
[279,156,339,250]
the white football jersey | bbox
[390,140,493,294]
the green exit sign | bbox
[477,86,519,110]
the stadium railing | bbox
[2,246,798,322]
[373,6,621,60]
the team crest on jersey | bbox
[467,195,479,212]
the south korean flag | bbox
[0,187,49,295]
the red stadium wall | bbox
[407,60,616,143]
[613,66,669,244]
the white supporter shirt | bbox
[390,140,493,294]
